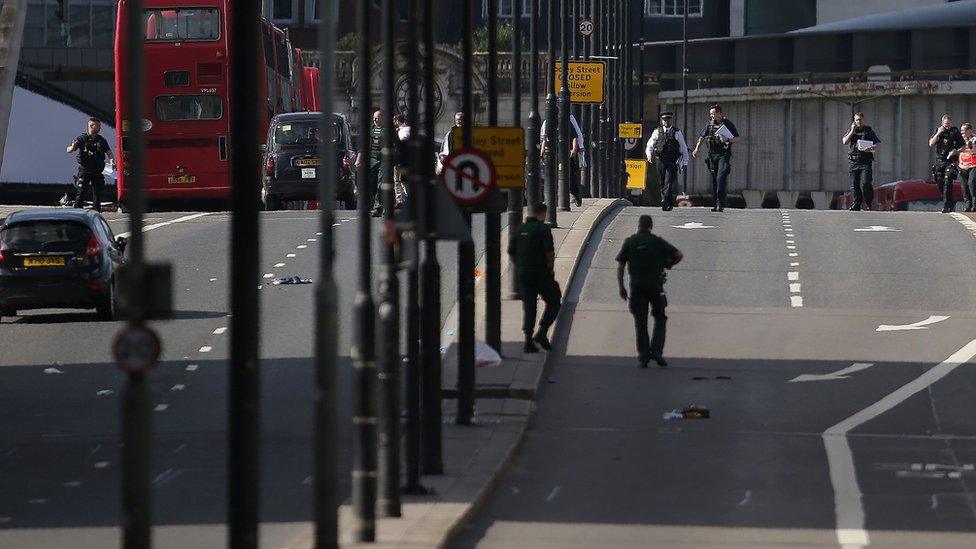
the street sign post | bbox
[578,18,593,37]
[553,60,605,104]
[113,325,161,373]
[625,159,648,189]
[439,147,497,206]
[452,127,525,189]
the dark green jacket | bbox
[508,218,554,281]
[616,231,679,293]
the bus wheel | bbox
[118,201,129,214]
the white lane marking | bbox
[787,245,796,250]
[876,315,950,332]
[89,444,102,455]
[274,263,286,268]
[117,212,211,239]
[931,494,939,510]
[186,364,199,371]
[824,337,976,549]
[213,327,227,335]
[738,490,752,506]
[307,238,317,242]
[316,232,323,235]
[790,262,799,267]
[297,245,308,249]
[790,363,874,383]
[171,384,185,391]
[303,476,312,485]
[786,233,794,237]
[788,252,798,257]
[789,283,801,293]
[209,277,218,282]
[786,240,795,244]
[546,486,561,502]
[63,481,82,488]
[43,367,64,374]
[791,296,803,308]
[199,346,212,353]
[94,461,110,469]
[263,273,275,279]
[788,272,799,281]
[286,253,297,258]
[96,389,114,396]
[853,225,901,232]
[154,404,168,412]
[671,222,716,229]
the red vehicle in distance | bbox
[114,0,311,209]
[836,179,964,211]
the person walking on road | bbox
[66,118,114,212]
[616,214,683,368]
[929,114,965,213]
[508,202,561,353]
[841,112,881,211]
[355,109,385,217]
[646,111,689,212]
[955,122,976,212]
[692,104,739,212]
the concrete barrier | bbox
[776,191,800,209]
[742,189,765,208]
[810,191,834,210]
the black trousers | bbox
[849,163,874,208]
[629,288,667,361]
[706,153,731,206]
[520,276,561,336]
[935,162,959,209]
[570,155,581,201]
[73,172,104,211]
[961,168,976,210]
[656,158,678,208]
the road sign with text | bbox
[452,127,525,189]
[618,123,642,139]
[625,159,648,190]
[578,18,594,37]
[553,61,606,104]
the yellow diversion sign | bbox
[625,160,648,190]
[618,123,642,139]
[553,61,606,104]
[453,127,526,188]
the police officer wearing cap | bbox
[645,112,689,211]
[928,114,965,213]
[692,104,739,212]
[841,112,881,211]
[616,214,683,368]
[508,202,562,353]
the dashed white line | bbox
[94,461,110,469]
[199,346,212,353]
[263,273,275,279]
[790,283,802,293]
[546,486,561,502]
[787,245,796,250]
[171,384,185,391]
[213,327,227,335]
[790,262,799,267]
[274,263,286,268]
[297,245,308,249]
[307,238,317,242]
[286,253,297,258]
[186,364,199,371]
[117,212,212,239]
[738,490,752,506]
[789,252,798,257]
[788,272,799,281]
[786,240,795,244]
[155,404,169,412]
[791,296,804,308]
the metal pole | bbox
[377,0,401,519]
[507,1,524,300]
[681,0,689,195]
[229,0,261,544]
[596,0,605,198]
[545,0,558,225]
[582,0,592,199]
[558,0,570,212]
[639,4,645,120]
[352,0,377,540]
[120,2,150,545]
[527,0,541,209]
[420,0,443,476]
[485,0,502,355]
[314,0,340,544]
[457,0,476,426]
[403,0,427,495]
[614,0,623,197]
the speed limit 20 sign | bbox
[578,18,594,37]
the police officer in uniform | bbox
[66,118,114,212]
[692,104,739,212]
[928,114,965,213]
[508,202,561,353]
[616,214,683,368]
[841,112,881,211]
[645,111,689,211]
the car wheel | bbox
[96,280,117,321]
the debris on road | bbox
[475,340,502,368]
[663,405,710,420]
[43,366,64,375]
[272,276,313,285]
[96,390,114,396]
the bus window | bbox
[144,8,220,41]
[155,95,223,121]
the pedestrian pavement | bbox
[282,197,629,548]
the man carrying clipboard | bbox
[692,104,740,212]
[841,112,881,211]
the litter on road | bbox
[273,276,313,285]
[663,405,711,420]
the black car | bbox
[261,112,357,210]
[0,208,126,321]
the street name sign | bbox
[618,123,642,139]
[553,61,606,104]
[452,127,525,189]
[439,148,496,206]
[624,159,648,190]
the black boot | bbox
[533,330,553,351]
[523,334,539,353]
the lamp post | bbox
[527,0,541,209]
[508,0,524,300]
[559,0,571,211]
[456,0,476,426]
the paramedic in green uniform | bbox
[508,202,561,353]
[616,214,683,368]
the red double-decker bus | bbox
[114,0,310,208]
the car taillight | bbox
[0,243,6,264]
[265,155,276,176]
[342,155,351,173]
[86,234,102,258]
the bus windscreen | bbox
[155,95,223,121]
[144,8,220,41]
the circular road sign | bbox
[113,326,162,374]
[578,18,594,37]
[624,137,640,151]
[439,147,497,207]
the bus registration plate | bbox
[168,174,196,184]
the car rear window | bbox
[1,221,92,252]
[274,120,329,146]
